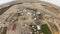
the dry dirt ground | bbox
[0,3,60,34]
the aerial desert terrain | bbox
[0,2,60,34]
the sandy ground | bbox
[0,3,60,34]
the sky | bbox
[0,0,15,5]
[40,0,60,7]
[0,0,60,7]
